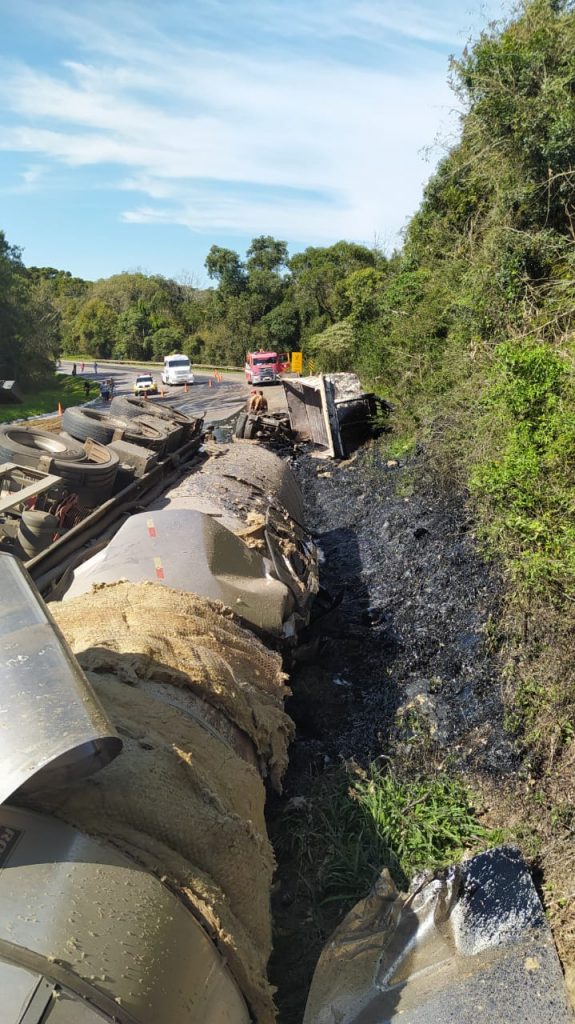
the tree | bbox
[246,236,288,273]
[205,246,246,296]
[72,299,117,357]
[151,325,185,359]
[116,302,153,360]
[260,301,300,350]
[289,242,377,332]
[307,320,357,372]
[0,231,57,383]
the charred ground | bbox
[267,442,521,1023]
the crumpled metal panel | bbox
[264,503,319,620]
[0,554,122,805]
[62,508,295,636]
[304,847,574,1024]
[0,806,250,1024]
[283,376,343,458]
[283,373,383,458]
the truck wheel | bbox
[18,510,60,558]
[0,427,86,468]
[62,407,129,445]
[234,412,248,438]
[243,416,259,440]
[53,446,119,507]
[123,415,170,454]
[111,395,191,426]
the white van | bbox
[161,354,195,386]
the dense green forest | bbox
[0,231,386,376]
[1,0,574,776]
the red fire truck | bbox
[245,351,289,385]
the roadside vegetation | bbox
[1,0,574,983]
[0,373,94,423]
[279,765,500,908]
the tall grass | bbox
[281,763,501,907]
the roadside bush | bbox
[471,341,575,594]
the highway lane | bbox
[58,360,287,423]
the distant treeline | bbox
[0,233,388,379]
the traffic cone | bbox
[57,401,63,415]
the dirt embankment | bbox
[268,444,520,1022]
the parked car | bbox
[133,374,158,396]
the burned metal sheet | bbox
[284,373,388,458]
[153,443,305,526]
[283,376,343,458]
[0,805,250,1024]
[62,508,295,636]
[0,554,121,805]
[304,847,574,1024]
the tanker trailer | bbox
[0,443,318,1024]
[0,556,292,1023]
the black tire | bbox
[62,407,129,445]
[123,415,170,454]
[234,412,248,438]
[0,427,85,469]
[243,415,259,440]
[54,446,119,507]
[18,511,59,558]
[110,394,191,426]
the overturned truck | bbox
[0,414,573,1023]
[0,435,317,1024]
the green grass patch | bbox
[280,763,502,909]
[0,373,93,423]
[505,673,575,762]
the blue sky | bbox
[0,0,509,283]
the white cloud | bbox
[0,2,464,244]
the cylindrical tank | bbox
[0,805,250,1023]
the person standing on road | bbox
[71,363,77,376]
[80,361,85,373]
[247,390,258,412]
[257,390,268,413]
[94,360,98,374]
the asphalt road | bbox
[59,360,287,424]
